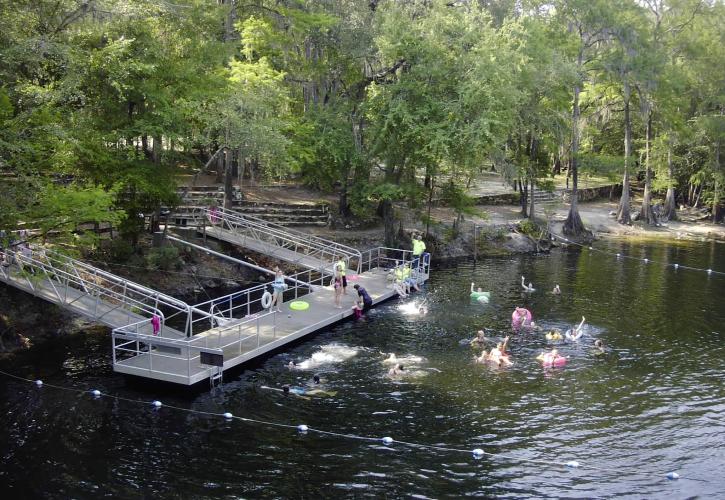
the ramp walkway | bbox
[190,206,362,273]
[0,247,213,339]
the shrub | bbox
[146,246,181,271]
[109,238,134,263]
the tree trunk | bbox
[663,146,677,220]
[520,178,528,217]
[152,135,162,165]
[563,49,586,236]
[529,176,535,221]
[223,149,234,209]
[714,109,723,222]
[640,110,656,225]
[215,152,224,183]
[339,174,352,217]
[618,82,632,224]
[381,199,396,248]
[425,176,434,237]
[714,137,721,222]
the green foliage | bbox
[1,0,724,247]
[439,181,478,217]
[518,220,539,237]
[146,246,181,271]
[108,238,135,263]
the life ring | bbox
[546,331,562,341]
[261,291,273,309]
[565,329,582,341]
[511,308,532,328]
[289,300,309,311]
[537,353,567,367]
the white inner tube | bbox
[261,291,273,309]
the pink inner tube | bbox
[511,308,532,328]
[347,274,360,281]
[542,355,567,367]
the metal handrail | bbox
[0,247,217,338]
[196,206,362,273]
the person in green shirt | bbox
[412,234,426,271]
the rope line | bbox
[550,233,725,277]
[0,368,700,483]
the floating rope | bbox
[550,233,725,277]
[0,369,700,483]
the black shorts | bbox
[363,300,372,311]
[342,275,348,288]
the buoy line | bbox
[0,369,701,484]
[550,233,725,277]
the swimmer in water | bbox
[537,348,565,366]
[521,276,535,292]
[552,284,561,295]
[546,329,563,341]
[488,340,513,366]
[470,330,487,347]
[388,363,405,377]
[593,339,606,354]
[566,316,586,340]
[287,361,296,369]
[278,377,336,397]
[471,282,484,293]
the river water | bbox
[1,240,724,498]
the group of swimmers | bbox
[470,279,606,369]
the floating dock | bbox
[1,211,430,386]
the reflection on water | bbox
[1,239,725,497]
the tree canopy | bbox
[1,0,724,248]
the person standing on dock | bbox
[412,234,426,271]
[336,256,348,295]
[271,267,286,313]
[333,264,344,308]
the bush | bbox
[518,219,539,237]
[109,238,134,263]
[146,246,182,271]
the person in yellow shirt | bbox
[412,234,426,271]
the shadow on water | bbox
[1,240,724,498]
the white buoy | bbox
[35,380,43,387]
[616,253,621,258]
[91,389,101,398]
[589,246,593,251]
[566,460,580,468]
[297,424,308,433]
[382,436,394,445]
[223,412,233,419]
[707,269,712,275]
[674,263,679,269]
[152,400,162,408]
[472,448,484,459]
[644,258,649,264]
[666,472,680,480]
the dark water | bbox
[2,240,724,498]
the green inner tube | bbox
[470,291,490,300]
[289,300,310,311]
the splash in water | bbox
[295,343,360,370]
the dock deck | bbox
[113,266,415,385]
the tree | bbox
[555,0,615,237]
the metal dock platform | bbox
[2,225,429,386]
